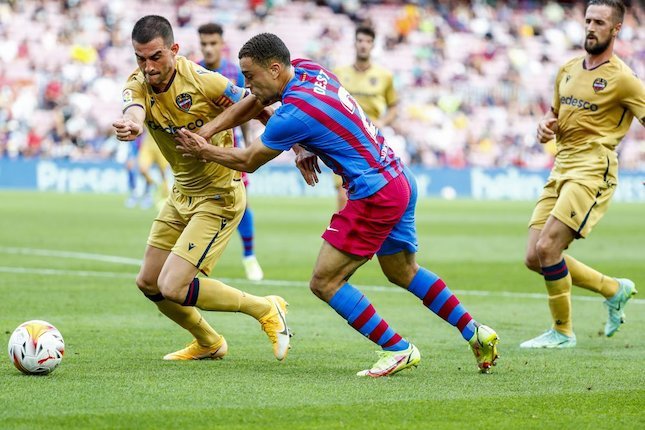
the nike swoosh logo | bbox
[326,227,339,232]
[276,304,289,336]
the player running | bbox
[113,16,290,362]
[522,0,644,348]
[176,33,499,377]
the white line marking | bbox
[0,265,642,305]
[0,247,141,266]
[0,266,134,279]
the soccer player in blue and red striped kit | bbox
[176,33,500,377]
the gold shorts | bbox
[529,174,616,238]
[147,180,246,275]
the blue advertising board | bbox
[1,158,643,202]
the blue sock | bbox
[127,169,136,192]
[237,207,254,257]
[329,283,409,351]
[407,267,477,341]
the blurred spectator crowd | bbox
[0,0,643,170]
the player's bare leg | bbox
[158,253,290,360]
[310,241,418,377]
[135,245,225,360]
[521,216,577,348]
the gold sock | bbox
[156,300,221,346]
[564,255,619,299]
[195,278,271,320]
[543,259,574,336]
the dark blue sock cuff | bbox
[182,278,200,306]
[542,259,569,281]
[144,293,165,302]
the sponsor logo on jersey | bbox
[592,77,607,93]
[147,118,205,134]
[560,95,599,112]
[122,89,133,104]
[176,93,193,112]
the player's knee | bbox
[309,277,326,300]
[535,237,554,262]
[524,253,541,273]
[156,277,185,304]
[136,273,159,296]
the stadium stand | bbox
[0,0,642,169]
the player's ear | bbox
[612,22,622,36]
[171,43,180,55]
[269,62,282,79]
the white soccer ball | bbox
[8,320,65,375]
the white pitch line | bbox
[0,247,142,266]
[0,266,134,279]
[0,265,642,305]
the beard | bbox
[584,35,611,55]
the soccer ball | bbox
[8,320,65,375]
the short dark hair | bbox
[586,0,626,24]
[238,33,290,67]
[198,23,223,36]
[132,15,174,46]
[355,25,375,40]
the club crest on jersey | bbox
[592,78,607,93]
[122,89,133,104]
[369,77,378,86]
[176,93,193,112]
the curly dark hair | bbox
[238,33,291,67]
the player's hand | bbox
[295,148,321,187]
[196,123,216,141]
[537,118,558,144]
[175,128,208,161]
[113,119,142,141]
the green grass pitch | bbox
[0,191,643,429]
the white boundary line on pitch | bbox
[0,255,645,304]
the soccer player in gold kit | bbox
[521,0,644,348]
[112,15,291,361]
[332,26,398,210]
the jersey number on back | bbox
[338,86,379,144]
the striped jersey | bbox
[261,59,403,200]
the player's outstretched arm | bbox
[113,105,145,141]
[176,128,280,173]
[536,109,558,144]
[199,94,272,140]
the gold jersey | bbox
[333,64,397,121]
[552,54,645,177]
[122,56,246,196]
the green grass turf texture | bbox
[0,191,643,429]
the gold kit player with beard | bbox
[522,0,644,348]
[113,15,291,362]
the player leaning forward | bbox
[522,0,644,348]
[176,33,499,377]
[113,16,291,361]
